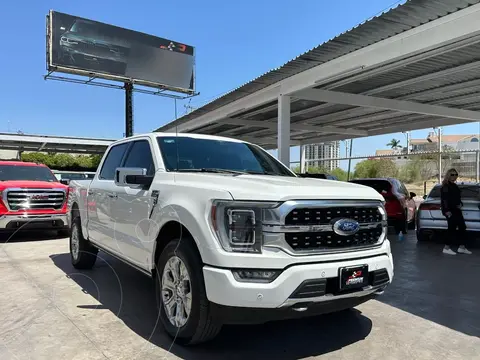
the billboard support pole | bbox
[125,82,134,137]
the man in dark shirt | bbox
[440,169,472,255]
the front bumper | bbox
[0,214,68,231]
[203,251,393,309]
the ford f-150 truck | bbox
[67,133,394,345]
[0,161,70,235]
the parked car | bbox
[0,161,70,236]
[52,171,96,182]
[349,178,417,233]
[416,182,480,241]
[296,173,338,180]
[66,133,394,345]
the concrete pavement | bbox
[0,231,479,360]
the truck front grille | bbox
[285,226,383,251]
[263,201,386,254]
[5,189,66,211]
[285,206,382,225]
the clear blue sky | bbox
[1,0,478,170]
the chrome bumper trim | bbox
[279,283,388,308]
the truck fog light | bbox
[232,269,281,283]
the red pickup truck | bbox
[0,161,70,236]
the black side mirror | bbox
[423,195,427,200]
[410,192,417,198]
[60,179,70,185]
[125,174,154,187]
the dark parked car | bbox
[349,178,417,233]
[296,173,338,180]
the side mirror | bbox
[115,167,153,188]
[423,195,427,200]
[410,192,417,198]
[60,179,70,185]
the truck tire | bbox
[155,238,222,345]
[70,216,98,269]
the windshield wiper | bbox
[175,168,248,175]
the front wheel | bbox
[155,238,222,345]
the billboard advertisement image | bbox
[47,10,195,93]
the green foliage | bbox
[398,161,422,183]
[20,152,102,171]
[353,158,398,179]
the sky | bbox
[1,0,479,171]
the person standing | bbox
[440,168,472,255]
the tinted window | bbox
[350,180,392,194]
[99,143,129,180]
[429,185,480,199]
[123,140,155,175]
[157,137,295,177]
[0,165,58,182]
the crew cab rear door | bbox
[87,142,130,245]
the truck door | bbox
[111,139,157,269]
[88,142,130,246]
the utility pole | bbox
[124,82,134,137]
[347,139,353,181]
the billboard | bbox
[47,10,195,94]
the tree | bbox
[387,138,402,150]
[20,152,103,171]
[353,158,398,179]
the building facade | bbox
[305,141,340,171]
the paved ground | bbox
[0,231,479,360]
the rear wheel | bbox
[70,216,98,269]
[416,229,433,242]
[155,238,222,345]
[408,212,416,230]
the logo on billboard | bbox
[160,42,187,53]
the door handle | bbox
[107,193,118,199]
[87,190,94,195]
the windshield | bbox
[157,136,295,177]
[0,165,58,182]
[58,173,87,180]
[429,185,480,200]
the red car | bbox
[349,178,417,233]
[0,161,70,236]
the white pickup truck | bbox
[67,132,394,345]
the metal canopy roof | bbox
[0,133,114,154]
[156,0,480,150]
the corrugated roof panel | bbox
[157,0,480,133]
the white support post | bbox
[300,145,306,173]
[438,127,442,183]
[278,95,291,166]
[476,150,479,183]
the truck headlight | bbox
[210,200,279,253]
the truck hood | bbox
[0,180,67,190]
[172,173,384,202]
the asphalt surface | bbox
[0,231,479,360]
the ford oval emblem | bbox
[333,219,360,236]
